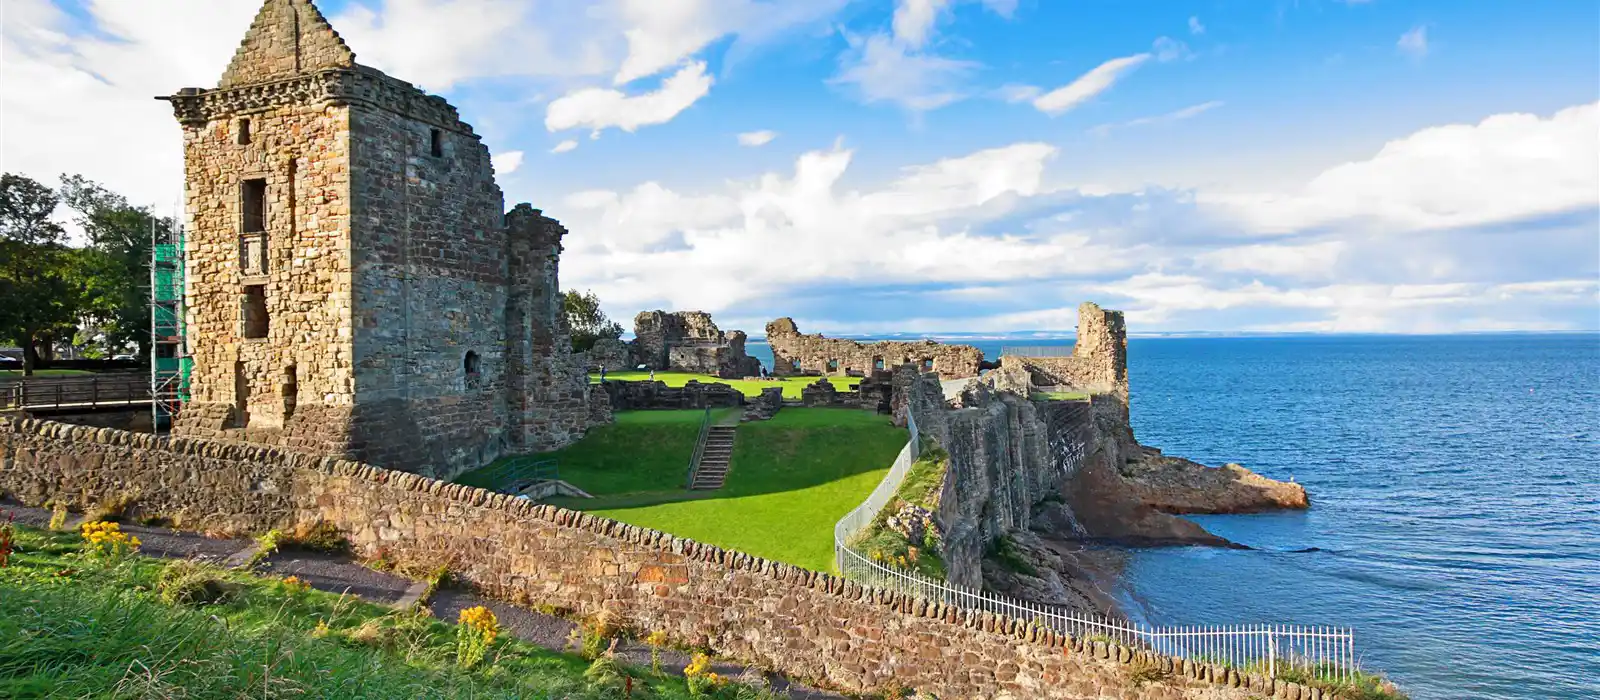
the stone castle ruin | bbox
[158,0,603,478]
[631,310,760,378]
[765,317,986,378]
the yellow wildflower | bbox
[458,605,499,645]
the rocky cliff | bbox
[896,302,1307,614]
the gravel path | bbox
[258,550,416,605]
[0,498,845,699]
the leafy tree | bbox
[59,175,168,360]
[0,173,82,375]
[563,289,623,353]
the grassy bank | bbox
[0,523,785,699]
[592,371,859,399]
[456,409,724,494]
[566,410,907,572]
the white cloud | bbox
[737,130,778,147]
[1398,25,1429,58]
[550,140,579,154]
[831,31,977,111]
[831,0,1018,112]
[1203,102,1600,233]
[545,61,714,134]
[1090,100,1223,136]
[1031,53,1151,115]
[492,150,525,174]
[1152,36,1193,62]
[1193,241,1347,279]
[892,0,954,50]
[1189,16,1205,35]
[557,141,1138,312]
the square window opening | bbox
[242,285,269,339]
[242,178,267,233]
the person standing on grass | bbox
[599,367,606,383]
[650,368,656,382]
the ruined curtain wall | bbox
[0,418,1276,700]
[764,318,984,379]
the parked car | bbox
[0,356,20,366]
[112,354,137,361]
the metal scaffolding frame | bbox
[150,216,189,433]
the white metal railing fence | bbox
[832,410,1358,683]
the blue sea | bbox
[750,334,1600,700]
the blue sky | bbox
[3,0,1597,334]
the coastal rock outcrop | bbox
[1120,446,1309,514]
[899,302,1306,614]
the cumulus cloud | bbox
[1189,16,1205,35]
[492,150,525,174]
[1398,25,1429,58]
[550,140,579,153]
[545,61,713,134]
[1203,102,1600,233]
[559,102,1599,333]
[737,130,778,147]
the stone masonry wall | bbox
[173,91,357,457]
[0,417,1327,700]
[166,0,601,480]
[765,318,985,379]
[632,311,760,378]
[999,302,1128,399]
[346,87,510,477]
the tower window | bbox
[464,351,481,388]
[282,365,298,420]
[873,356,885,370]
[242,178,267,233]
[430,128,443,157]
[922,358,934,371]
[242,285,268,339]
[237,118,252,145]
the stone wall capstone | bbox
[0,416,1315,700]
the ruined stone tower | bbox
[160,0,601,478]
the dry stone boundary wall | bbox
[0,417,1329,700]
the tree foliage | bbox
[0,173,81,374]
[60,175,167,359]
[563,289,624,353]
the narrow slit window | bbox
[242,178,267,233]
[237,118,252,145]
[430,128,443,157]
[242,285,268,339]
[282,365,298,420]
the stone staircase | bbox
[689,425,737,490]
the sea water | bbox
[749,334,1600,699]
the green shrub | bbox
[987,534,1037,576]
[156,560,229,606]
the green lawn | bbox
[0,523,753,699]
[1031,390,1090,401]
[456,409,729,494]
[548,409,908,572]
[591,370,860,399]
